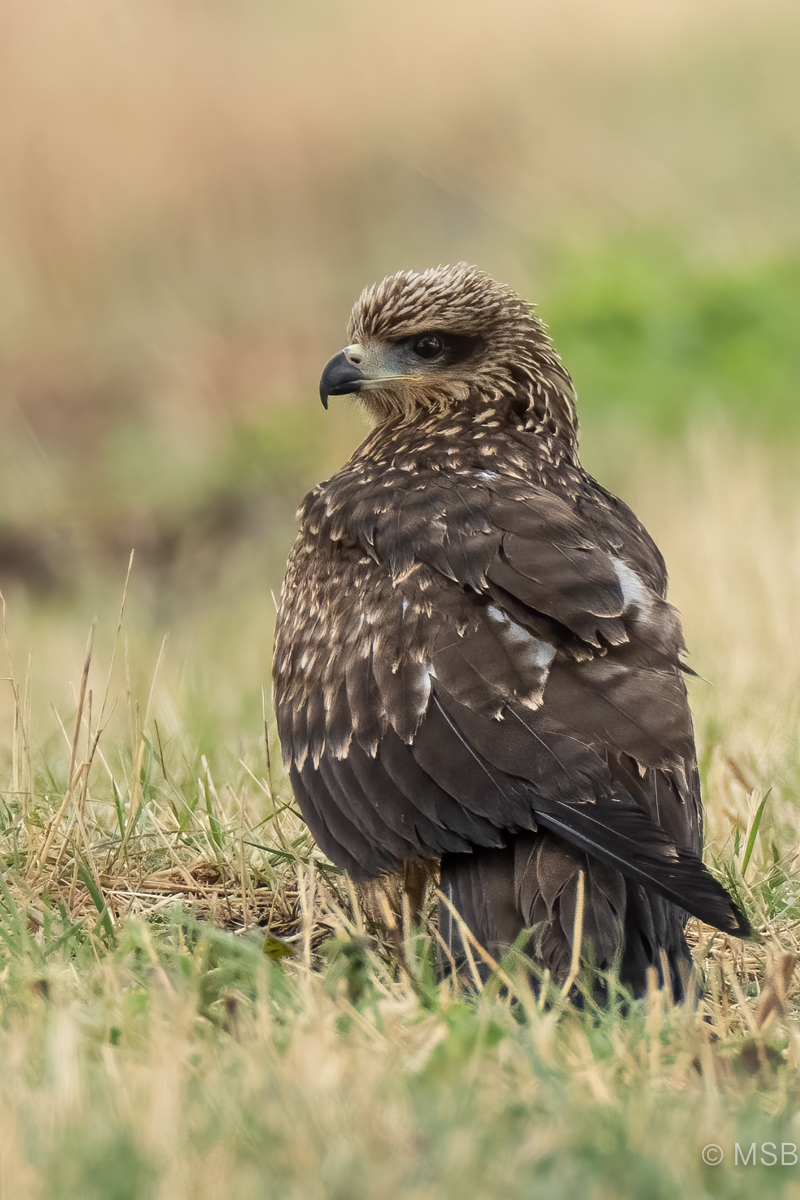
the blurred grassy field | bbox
[1,1,800,1197]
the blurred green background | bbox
[0,0,798,755]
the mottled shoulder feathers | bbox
[273,264,749,998]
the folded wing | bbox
[274,471,749,937]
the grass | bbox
[0,418,799,1197]
[0,871,798,1198]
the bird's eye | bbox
[412,334,444,360]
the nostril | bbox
[347,352,362,365]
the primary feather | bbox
[273,263,749,997]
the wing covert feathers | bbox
[273,266,749,995]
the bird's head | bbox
[319,263,577,448]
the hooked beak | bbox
[319,348,365,409]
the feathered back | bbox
[274,263,749,997]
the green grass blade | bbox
[741,791,770,875]
[77,861,115,946]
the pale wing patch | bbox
[486,605,557,670]
[610,558,654,614]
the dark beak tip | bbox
[319,350,365,407]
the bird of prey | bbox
[272,263,749,997]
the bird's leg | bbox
[403,858,439,924]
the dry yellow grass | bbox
[0,866,796,1199]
